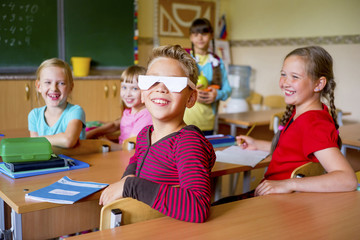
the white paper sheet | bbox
[215,146,269,167]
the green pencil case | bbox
[0,137,53,163]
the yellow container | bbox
[71,57,91,77]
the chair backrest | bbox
[291,162,326,178]
[122,136,137,150]
[100,197,165,230]
[52,139,112,156]
[263,95,286,110]
[246,91,263,111]
[269,111,284,134]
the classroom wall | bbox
[224,0,360,39]
[222,0,360,122]
[137,0,360,122]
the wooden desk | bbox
[0,128,122,154]
[0,150,133,239]
[218,109,284,136]
[339,123,360,156]
[0,149,270,239]
[0,128,29,139]
[211,155,270,198]
[65,191,360,240]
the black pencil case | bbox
[4,155,68,172]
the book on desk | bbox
[206,134,236,148]
[215,145,269,167]
[0,155,89,179]
[25,176,108,204]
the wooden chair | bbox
[246,91,263,111]
[122,136,137,150]
[262,95,286,110]
[291,162,326,178]
[99,198,165,230]
[52,139,113,156]
[269,111,284,134]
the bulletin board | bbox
[158,0,215,38]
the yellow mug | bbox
[71,57,91,77]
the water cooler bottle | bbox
[225,65,251,113]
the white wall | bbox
[231,44,360,121]
[225,0,360,39]
[223,0,360,122]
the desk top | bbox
[218,109,284,127]
[0,150,133,213]
[339,123,360,147]
[0,149,270,214]
[0,128,29,138]
[66,191,360,240]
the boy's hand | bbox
[99,175,135,206]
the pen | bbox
[239,124,256,145]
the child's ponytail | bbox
[270,104,294,154]
[325,78,342,148]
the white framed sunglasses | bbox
[138,75,196,92]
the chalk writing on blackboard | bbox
[0,2,39,47]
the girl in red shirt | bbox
[237,46,357,196]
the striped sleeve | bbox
[122,126,216,223]
[151,131,215,223]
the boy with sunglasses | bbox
[99,45,216,223]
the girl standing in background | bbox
[184,18,232,135]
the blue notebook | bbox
[0,155,89,179]
[25,176,108,204]
[206,134,236,148]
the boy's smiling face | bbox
[141,57,196,123]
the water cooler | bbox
[225,65,251,113]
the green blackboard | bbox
[0,0,134,70]
[64,0,134,68]
[0,0,58,68]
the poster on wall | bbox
[158,0,215,38]
[214,39,231,71]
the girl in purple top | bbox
[99,45,216,223]
[86,66,152,145]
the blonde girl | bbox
[86,65,152,145]
[28,58,85,148]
